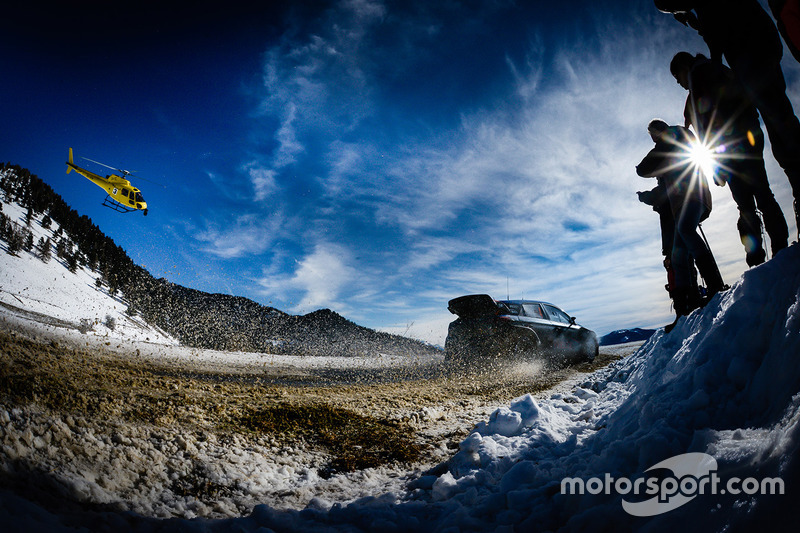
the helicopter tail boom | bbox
[66,147,74,174]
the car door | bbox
[542,304,580,355]
[517,303,557,348]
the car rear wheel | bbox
[504,327,540,360]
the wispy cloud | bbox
[195,214,284,259]
[244,163,280,202]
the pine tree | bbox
[6,226,22,256]
[67,252,78,273]
[0,213,9,241]
[56,237,68,259]
[23,231,34,253]
[37,236,51,262]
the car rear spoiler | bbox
[447,294,501,318]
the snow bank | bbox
[232,244,800,531]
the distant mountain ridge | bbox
[599,328,655,346]
[155,282,438,357]
[1,163,440,357]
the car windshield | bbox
[544,304,572,324]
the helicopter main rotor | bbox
[81,156,137,177]
[81,156,164,187]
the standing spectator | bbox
[656,0,800,233]
[670,51,789,265]
[636,119,725,332]
[769,0,800,62]
[638,180,702,307]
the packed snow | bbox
[2,193,800,531]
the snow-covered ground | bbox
[2,193,800,531]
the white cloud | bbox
[254,242,358,314]
[195,214,283,259]
[260,0,384,132]
[292,243,357,311]
[506,34,545,103]
[342,0,386,20]
[272,102,304,169]
[245,164,279,201]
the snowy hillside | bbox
[1,198,177,345]
[3,207,799,530]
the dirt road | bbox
[0,325,638,517]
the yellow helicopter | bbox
[66,148,149,215]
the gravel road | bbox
[0,323,639,518]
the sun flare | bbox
[687,139,718,180]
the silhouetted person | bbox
[637,119,725,332]
[638,181,701,306]
[671,52,789,265]
[769,0,800,62]
[656,0,800,233]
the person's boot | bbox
[665,287,692,334]
[746,248,766,267]
[695,251,726,301]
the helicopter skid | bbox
[102,195,138,214]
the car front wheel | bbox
[583,339,599,362]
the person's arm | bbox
[636,148,665,177]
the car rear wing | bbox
[447,294,502,318]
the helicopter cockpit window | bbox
[134,192,144,203]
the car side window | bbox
[522,303,544,318]
[544,305,571,324]
[503,303,521,315]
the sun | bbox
[687,139,718,181]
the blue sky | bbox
[2,1,799,345]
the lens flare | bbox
[687,139,717,180]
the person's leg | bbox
[740,145,790,255]
[676,200,725,295]
[666,234,692,333]
[728,52,800,227]
[726,171,766,265]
